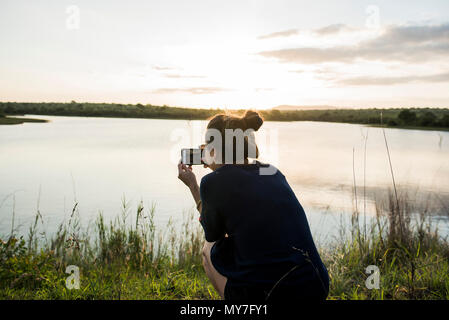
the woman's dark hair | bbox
[206,110,264,164]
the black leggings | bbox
[224,262,329,301]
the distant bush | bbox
[398,109,417,125]
[366,116,379,124]
[439,114,449,127]
[387,119,398,126]
[419,111,437,126]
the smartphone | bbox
[181,148,204,165]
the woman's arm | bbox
[189,183,202,213]
[179,163,227,239]
[177,162,202,213]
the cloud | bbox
[259,47,353,64]
[289,67,338,75]
[163,74,206,79]
[336,72,449,86]
[313,67,338,74]
[258,23,449,64]
[254,88,274,92]
[314,24,352,35]
[150,87,229,95]
[152,65,178,71]
[257,29,299,40]
[371,23,449,45]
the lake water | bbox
[1,115,449,243]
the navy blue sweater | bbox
[199,161,329,291]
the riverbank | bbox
[1,102,449,131]
[1,191,448,300]
[0,116,48,125]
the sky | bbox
[1,0,449,109]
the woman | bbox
[177,110,329,301]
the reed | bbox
[0,200,216,300]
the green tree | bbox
[398,109,417,124]
[419,111,437,126]
[439,114,449,127]
[388,119,398,126]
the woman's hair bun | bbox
[242,110,263,131]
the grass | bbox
[0,188,448,300]
[1,101,449,131]
[1,200,219,300]
[326,190,449,299]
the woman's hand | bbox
[178,161,201,212]
[177,162,197,189]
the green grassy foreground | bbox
[1,203,219,300]
[1,102,449,131]
[1,191,448,300]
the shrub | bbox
[438,114,449,127]
[0,237,56,290]
[419,111,437,127]
[387,119,398,126]
[398,109,417,125]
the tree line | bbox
[1,102,448,129]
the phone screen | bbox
[181,148,203,165]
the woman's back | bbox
[200,161,329,299]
